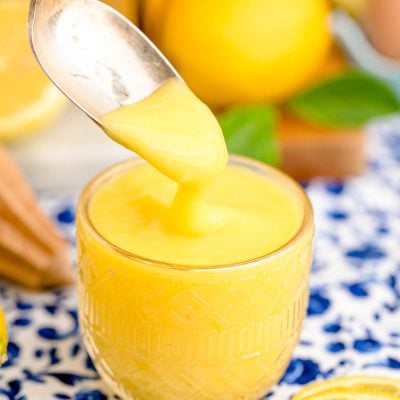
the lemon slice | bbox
[0,307,7,366]
[293,376,400,400]
[0,0,66,140]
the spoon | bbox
[28,0,181,125]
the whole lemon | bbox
[331,0,366,19]
[102,0,138,22]
[0,307,7,366]
[143,0,332,109]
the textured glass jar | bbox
[77,156,314,400]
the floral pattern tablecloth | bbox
[1,119,400,399]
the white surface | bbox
[8,103,132,195]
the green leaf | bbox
[288,70,400,128]
[219,105,279,166]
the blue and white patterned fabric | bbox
[1,119,400,399]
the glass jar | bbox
[77,156,314,400]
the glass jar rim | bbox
[78,155,314,271]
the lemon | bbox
[331,0,366,19]
[293,375,400,400]
[313,46,349,82]
[142,0,168,43]
[143,0,332,109]
[0,307,7,366]
[0,0,66,141]
[102,0,138,22]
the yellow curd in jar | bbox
[77,79,313,400]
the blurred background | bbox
[2,0,400,194]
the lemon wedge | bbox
[0,307,7,366]
[0,0,66,140]
[293,375,400,400]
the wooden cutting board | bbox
[279,113,366,180]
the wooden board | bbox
[279,114,366,180]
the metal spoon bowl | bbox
[28,0,180,124]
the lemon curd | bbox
[88,162,302,265]
[77,79,314,400]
